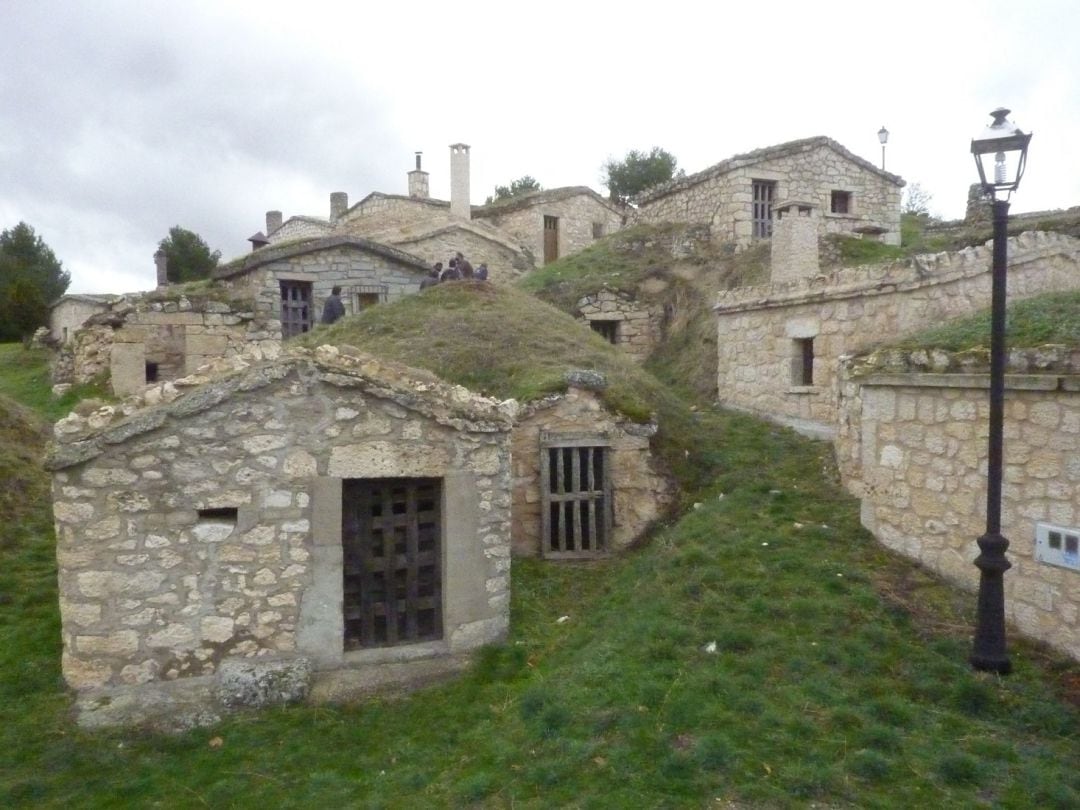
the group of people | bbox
[420,251,488,289]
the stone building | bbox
[836,347,1080,662]
[257,145,625,278]
[714,231,1080,439]
[46,346,515,729]
[49,294,118,345]
[575,288,664,363]
[635,136,904,247]
[510,378,675,558]
[215,235,432,338]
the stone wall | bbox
[385,225,530,283]
[47,347,515,728]
[268,217,333,244]
[57,295,280,396]
[576,289,663,363]
[477,192,624,264]
[509,385,674,557]
[715,231,1080,438]
[835,349,1080,661]
[338,195,453,237]
[636,140,902,246]
[50,297,113,345]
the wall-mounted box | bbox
[1035,522,1080,572]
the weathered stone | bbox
[216,657,312,709]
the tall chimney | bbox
[266,210,283,235]
[408,151,429,199]
[449,143,471,220]
[770,200,819,283]
[154,248,168,288]
[330,192,348,222]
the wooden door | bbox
[279,281,313,338]
[543,215,559,264]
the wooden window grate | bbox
[752,180,776,239]
[590,319,618,345]
[280,280,313,338]
[540,437,612,559]
[342,478,442,649]
[830,190,852,214]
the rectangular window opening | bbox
[752,180,776,239]
[342,477,443,650]
[541,441,610,559]
[792,338,815,386]
[592,221,605,240]
[831,190,852,215]
[353,284,388,313]
[198,507,238,523]
[145,361,159,383]
[589,319,619,345]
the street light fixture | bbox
[968,107,1032,675]
[877,126,889,170]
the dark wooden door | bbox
[543,215,559,264]
[280,281,313,338]
[342,478,442,649]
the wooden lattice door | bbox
[342,478,442,649]
[280,280,313,338]
[541,437,612,559]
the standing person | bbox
[456,251,474,279]
[321,285,346,324]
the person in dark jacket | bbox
[321,286,346,324]
[456,251,474,278]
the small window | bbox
[62,326,69,343]
[1048,531,1062,550]
[792,338,814,385]
[830,191,852,215]
[592,221,605,240]
[590,319,618,345]
[198,507,238,523]
[752,180,776,239]
[145,362,159,383]
[353,284,388,313]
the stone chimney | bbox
[266,210,283,235]
[154,248,168,287]
[449,143,471,220]
[408,151,429,199]
[770,200,819,283]
[330,192,348,222]
[248,231,269,252]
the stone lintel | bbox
[855,373,1064,391]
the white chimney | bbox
[449,143,471,220]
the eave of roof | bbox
[636,136,905,205]
[472,186,624,218]
[214,235,432,279]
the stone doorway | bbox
[342,478,443,649]
[544,215,560,264]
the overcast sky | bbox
[2,0,1077,294]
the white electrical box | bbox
[1035,522,1080,572]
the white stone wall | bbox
[50,298,111,344]
[389,227,529,283]
[576,289,663,363]
[47,349,515,724]
[510,387,674,557]
[478,194,624,264]
[337,195,452,237]
[637,142,901,246]
[836,363,1080,661]
[715,231,1080,438]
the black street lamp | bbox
[968,108,1032,674]
[877,126,889,170]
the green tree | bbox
[602,147,681,205]
[485,175,542,205]
[158,225,221,283]
[0,222,70,342]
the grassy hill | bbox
[2,274,1080,807]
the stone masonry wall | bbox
[637,142,901,246]
[479,194,624,264]
[510,386,675,557]
[47,347,515,727]
[715,231,1080,438]
[389,227,529,283]
[576,289,663,363]
[268,217,333,244]
[338,196,453,238]
[835,352,1080,661]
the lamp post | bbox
[968,107,1032,675]
[877,126,889,170]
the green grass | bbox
[875,290,1080,352]
[0,343,109,421]
[2,295,1079,807]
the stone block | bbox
[216,656,312,709]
